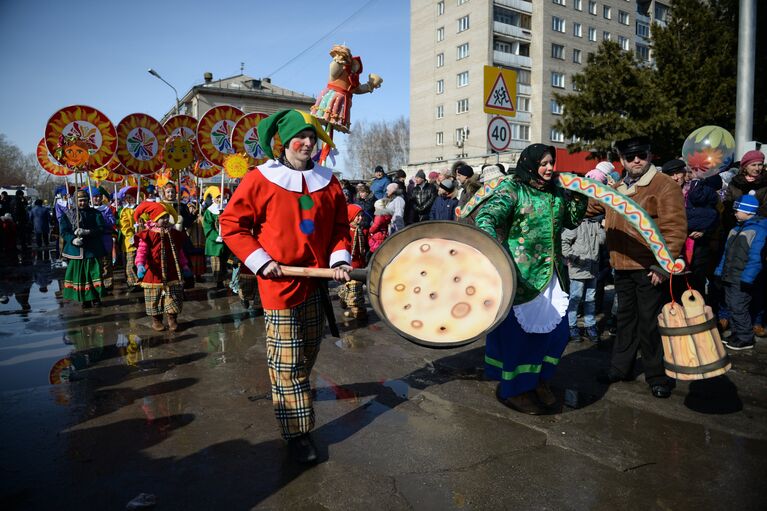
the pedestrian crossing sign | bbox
[483,66,517,117]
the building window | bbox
[455,127,467,144]
[573,22,582,37]
[495,39,530,56]
[550,129,565,143]
[655,2,669,23]
[457,15,470,32]
[551,43,565,60]
[494,6,532,29]
[552,16,566,33]
[517,68,531,85]
[437,1,444,15]
[588,27,597,41]
[456,98,469,114]
[457,42,469,60]
[551,72,565,88]
[573,48,582,63]
[636,21,650,38]
[517,96,530,112]
[436,53,444,68]
[436,79,444,94]
[588,0,597,15]
[437,27,444,42]
[619,36,629,51]
[636,43,650,62]
[436,132,444,146]
[619,10,629,25]
[511,123,530,141]
[436,105,444,119]
[551,100,564,115]
[574,0,582,10]
[457,71,469,87]
[603,31,611,41]
[603,5,611,19]
[553,0,565,5]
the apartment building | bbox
[409,0,668,171]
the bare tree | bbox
[0,134,46,187]
[344,117,409,179]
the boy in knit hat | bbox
[338,204,368,321]
[430,178,459,220]
[714,191,767,350]
[134,202,192,332]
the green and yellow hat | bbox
[257,109,334,160]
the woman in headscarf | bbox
[459,144,587,414]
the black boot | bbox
[288,434,318,464]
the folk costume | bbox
[134,202,191,332]
[220,109,350,444]
[460,144,587,413]
[118,198,139,288]
[338,204,368,320]
[203,195,229,288]
[60,190,106,306]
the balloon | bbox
[682,125,735,178]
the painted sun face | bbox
[164,138,194,170]
[64,144,90,168]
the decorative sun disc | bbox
[36,138,73,176]
[196,105,243,166]
[116,113,167,175]
[232,112,271,166]
[223,153,250,178]
[161,135,196,171]
[190,158,221,178]
[45,105,117,171]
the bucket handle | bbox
[280,265,368,282]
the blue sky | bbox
[0,0,409,172]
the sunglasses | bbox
[623,151,649,161]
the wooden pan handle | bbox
[281,265,367,281]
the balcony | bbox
[494,0,532,15]
[493,50,532,69]
[517,84,531,95]
[493,20,531,40]
[510,111,532,123]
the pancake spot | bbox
[403,304,411,310]
[483,299,494,307]
[449,249,458,255]
[394,284,406,292]
[451,302,471,318]
[420,244,430,252]
[429,292,438,300]
[411,320,423,329]
[453,276,461,283]
[438,326,447,332]
[465,286,476,296]
[421,270,427,276]
[413,287,421,294]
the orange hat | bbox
[347,204,363,223]
[134,201,177,223]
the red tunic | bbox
[220,160,351,309]
[135,228,189,286]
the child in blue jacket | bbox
[715,191,767,350]
[429,179,459,221]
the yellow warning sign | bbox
[483,66,517,117]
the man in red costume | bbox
[220,109,351,464]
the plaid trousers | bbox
[238,273,262,307]
[263,289,324,439]
[142,283,184,316]
[125,250,138,287]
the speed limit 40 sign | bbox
[487,116,511,152]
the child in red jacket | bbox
[368,199,391,253]
[339,204,368,321]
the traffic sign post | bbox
[487,116,511,152]
[484,66,517,117]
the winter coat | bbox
[135,228,190,286]
[354,195,375,229]
[561,217,606,279]
[410,182,437,222]
[429,195,459,221]
[715,216,767,285]
[59,207,105,260]
[386,195,406,233]
[723,173,767,231]
[457,175,481,209]
[368,214,391,253]
[587,166,687,271]
[30,205,51,234]
[203,205,226,257]
[466,176,587,304]
[371,175,392,200]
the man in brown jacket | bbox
[589,136,687,398]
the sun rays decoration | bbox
[44,105,117,171]
[231,111,275,167]
[116,113,167,175]
[196,105,243,166]
[36,138,73,176]
[223,153,250,178]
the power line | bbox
[265,0,378,79]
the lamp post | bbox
[148,68,180,116]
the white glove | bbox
[75,228,90,236]
[215,236,223,243]
[174,222,184,231]
[72,237,83,247]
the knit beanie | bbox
[347,203,363,223]
[740,150,765,169]
[257,109,335,159]
[734,190,759,215]
[595,161,615,175]
[415,169,426,179]
[386,182,400,195]
[440,178,455,192]
[456,165,474,178]
[428,171,440,181]
[585,168,608,183]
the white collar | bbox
[207,203,221,215]
[257,159,334,193]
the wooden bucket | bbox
[658,289,731,380]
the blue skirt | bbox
[485,311,569,399]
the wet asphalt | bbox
[1,255,766,510]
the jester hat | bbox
[257,109,334,160]
[133,201,178,223]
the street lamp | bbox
[148,68,180,115]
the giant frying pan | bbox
[282,221,516,348]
